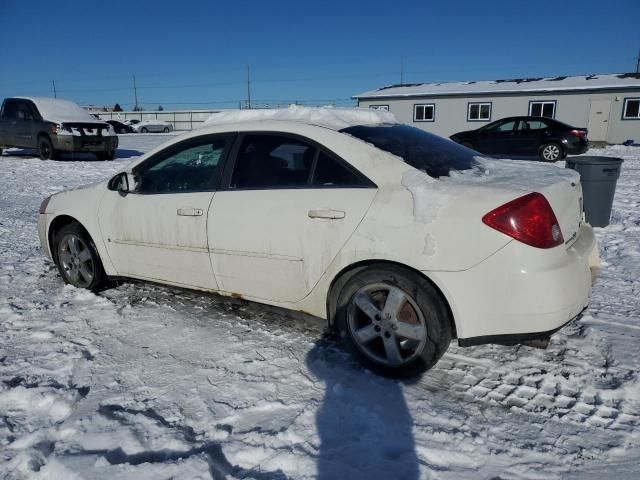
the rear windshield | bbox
[340,124,476,178]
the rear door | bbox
[207,132,377,303]
[514,118,549,155]
[99,134,233,288]
[13,100,37,147]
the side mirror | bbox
[109,172,138,194]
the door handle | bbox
[308,209,345,219]
[177,207,203,216]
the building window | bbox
[529,100,556,118]
[622,98,640,119]
[369,105,389,111]
[467,102,491,121]
[414,104,435,122]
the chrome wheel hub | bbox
[347,284,428,367]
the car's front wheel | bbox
[140,127,148,133]
[334,265,452,377]
[163,127,169,133]
[540,142,563,162]
[54,223,107,291]
[38,136,56,160]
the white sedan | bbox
[131,119,173,133]
[37,107,595,376]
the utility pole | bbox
[400,56,405,85]
[636,49,640,74]
[133,75,139,110]
[52,80,57,98]
[246,65,252,109]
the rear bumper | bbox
[52,135,118,153]
[428,223,595,341]
[564,139,589,155]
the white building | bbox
[354,73,640,144]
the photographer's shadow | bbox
[306,338,420,480]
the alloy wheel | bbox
[57,233,95,288]
[542,144,561,161]
[347,284,428,367]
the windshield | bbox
[340,124,476,178]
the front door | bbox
[587,100,611,142]
[208,133,376,303]
[476,118,519,155]
[99,134,232,289]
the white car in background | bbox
[131,119,173,133]
[37,107,596,377]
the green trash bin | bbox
[565,156,623,227]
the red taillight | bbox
[482,192,564,249]
[570,129,586,138]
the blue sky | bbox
[0,0,638,110]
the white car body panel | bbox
[208,188,376,302]
[98,191,218,289]
[38,119,595,343]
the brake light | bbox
[482,192,564,249]
[570,129,586,138]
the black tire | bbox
[38,136,56,160]
[163,127,169,133]
[0,148,3,156]
[539,142,563,162]
[53,223,107,292]
[140,127,148,133]
[460,141,474,150]
[334,265,452,378]
[96,150,116,161]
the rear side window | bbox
[312,151,365,187]
[231,135,315,188]
[340,124,476,178]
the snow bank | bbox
[204,104,397,130]
[22,97,101,124]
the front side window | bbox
[414,104,435,122]
[230,135,315,189]
[623,98,640,119]
[341,124,476,178]
[468,102,491,121]
[529,101,556,118]
[136,137,229,193]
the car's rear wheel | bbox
[334,265,452,377]
[140,127,148,133]
[54,223,107,291]
[38,136,56,160]
[163,127,169,133]
[540,142,562,162]
[460,141,474,149]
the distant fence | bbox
[94,109,231,131]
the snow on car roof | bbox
[204,105,398,130]
[354,72,640,99]
[16,97,101,123]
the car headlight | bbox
[39,195,52,214]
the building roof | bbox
[354,73,640,99]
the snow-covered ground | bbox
[0,134,639,479]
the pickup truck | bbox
[0,97,118,160]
